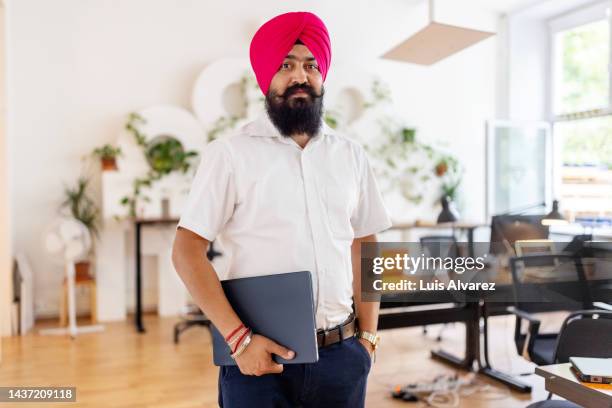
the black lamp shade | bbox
[542,200,567,225]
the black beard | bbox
[265,84,325,138]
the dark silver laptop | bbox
[210,271,318,366]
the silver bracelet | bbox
[227,327,249,348]
[230,331,253,359]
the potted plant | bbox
[61,177,99,279]
[92,144,122,171]
[434,155,463,222]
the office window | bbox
[486,121,551,218]
[553,18,609,115]
[550,2,612,220]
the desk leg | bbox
[135,223,145,333]
[431,303,532,393]
[479,367,531,393]
[430,302,478,370]
[478,303,531,393]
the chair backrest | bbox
[489,214,549,255]
[581,242,612,305]
[515,239,555,257]
[509,253,592,314]
[561,234,592,256]
[420,235,459,259]
[554,310,612,363]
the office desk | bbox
[389,221,487,257]
[134,218,222,334]
[134,218,179,333]
[536,363,612,408]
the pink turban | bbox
[249,12,332,95]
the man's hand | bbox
[234,334,295,376]
[358,337,374,359]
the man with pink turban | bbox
[173,11,391,408]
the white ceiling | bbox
[436,0,592,17]
[402,0,552,14]
[467,0,550,13]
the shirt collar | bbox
[244,113,331,142]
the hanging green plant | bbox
[120,113,199,218]
[207,116,241,141]
[364,79,392,108]
[146,135,197,174]
[323,108,341,130]
[120,172,159,218]
[125,113,147,147]
[401,128,416,144]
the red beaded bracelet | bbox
[232,328,251,354]
[225,323,245,342]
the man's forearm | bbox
[351,234,379,333]
[172,229,242,338]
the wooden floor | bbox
[0,314,553,407]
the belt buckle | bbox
[318,315,352,348]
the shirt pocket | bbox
[324,180,357,241]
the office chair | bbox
[526,310,612,408]
[419,235,459,341]
[507,253,596,365]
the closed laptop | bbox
[570,357,612,384]
[210,271,318,366]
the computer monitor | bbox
[489,214,549,255]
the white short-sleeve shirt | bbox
[178,114,392,329]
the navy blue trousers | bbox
[218,336,371,408]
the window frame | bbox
[547,1,612,219]
[548,0,612,120]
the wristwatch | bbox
[357,330,380,351]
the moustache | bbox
[281,84,319,99]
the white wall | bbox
[507,15,550,120]
[7,0,501,318]
[0,2,11,338]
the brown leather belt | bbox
[316,314,356,348]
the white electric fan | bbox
[40,217,104,338]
